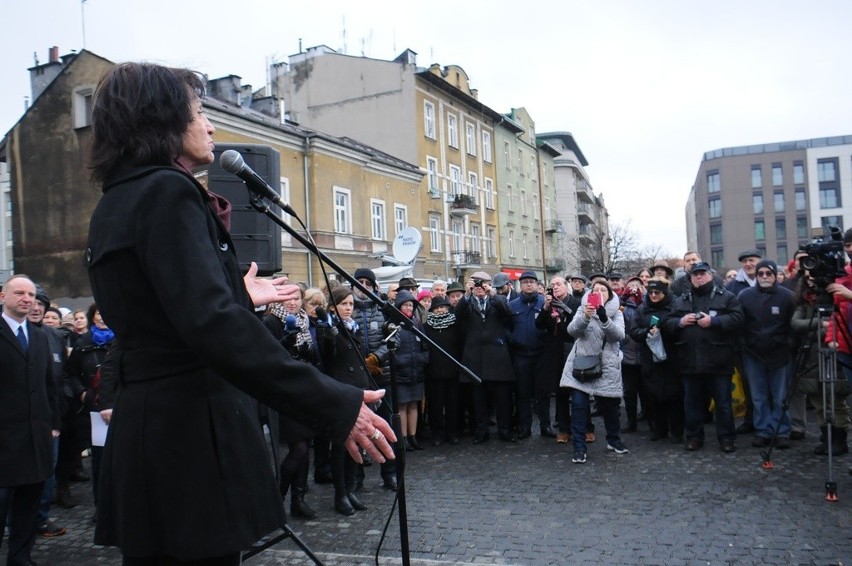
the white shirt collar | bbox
[2,312,27,338]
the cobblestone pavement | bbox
[25,413,852,565]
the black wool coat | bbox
[86,164,364,561]
[454,294,516,383]
[0,321,58,486]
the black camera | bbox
[546,287,554,296]
[800,226,846,287]
[472,278,484,288]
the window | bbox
[522,233,528,259]
[753,194,764,215]
[507,184,515,212]
[707,171,720,193]
[820,187,840,208]
[795,189,806,211]
[773,192,785,213]
[518,149,524,175]
[451,219,463,251]
[279,178,292,245]
[487,226,497,258]
[711,250,725,270]
[710,224,723,245]
[468,172,478,199]
[772,164,783,186]
[426,156,438,191]
[449,165,461,196]
[534,235,540,261]
[709,198,721,218]
[423,101,436,139]
[776,244,788,265]
[822,215,843,232]
[447,113,458,148]
[471,224,481,254]
[797,216,809,238]
[530,156,536,181]
[751,166,762,189]
[73,85,95,128]
[755,220,765,241]
[508,230,516,257]
[520,190,527,216]
[544,197,552,222]
[485,178,494,209]
[466,123,476,156]
[333,187,352,234]
[775,218,786,240]
[394,205,407,236]
[428,213,441,252]
[370,199,386,240]
[532,193,539,220]
[503,141,510,170]
[482,131,492,163]
[793,161,805,184]
[818,159,837,182]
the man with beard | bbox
[737,260,795,449]
[509,271,554,439]
[663,262,743,453]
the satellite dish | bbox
[392,228,422,264]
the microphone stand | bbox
[244,193,481,566]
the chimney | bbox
[28,46,66,102]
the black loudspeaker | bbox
[209,144,283,276]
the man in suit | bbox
[0,274,60,565]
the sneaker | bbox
[607,441,629,454]
[556,432,570,444]
[37,520,67,538]
[572,450,587,464]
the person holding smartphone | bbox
[559,280,627,464]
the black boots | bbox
[406,435,423,451]
[290,486,318,520]
[55,485,78,509]
[815,426,850,455]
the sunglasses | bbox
[648,290,664,295]
[756,270,775,277]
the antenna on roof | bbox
[81,0,87,49]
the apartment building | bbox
[687,135,852,271]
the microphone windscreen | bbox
[315,307,327,320]
[219,150,243,174]
[284,314,299,332]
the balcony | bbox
[576,179,594,203]
[544,219,563,233]
[449,193,478,216]
[577,201,594,222]
[544,257,566,272]
[452,249,482,268]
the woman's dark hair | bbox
[590,280,615,304]
[330,285,354,307]
[89,63,205,183]
[86,302,99,327]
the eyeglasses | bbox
[756,270,775,277]
[648,290,664,296]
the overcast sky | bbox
[4,0,851,256]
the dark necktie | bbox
[479,298,486,311]
[16,326,28,352]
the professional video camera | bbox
[800,225,846,289]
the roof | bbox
[414,69,504,123]
[703,134,852,161]
[536,131,589,166]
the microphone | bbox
[385,323,399,332]
[219,150,297,217]
[284,314,300,335]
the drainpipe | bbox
[303,132,313,285]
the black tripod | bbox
[761,294,844,502]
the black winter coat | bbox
[454,294,516,383]
[629,295,681,401]
[738,283,795,368]
[423,317,463,381]
[316,320,372,390]
[0,321,58,486]
[65,330,112,412]
[662,282,744,376]
[86,164,363,560]
[392,323,429,385]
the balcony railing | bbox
[449,193,479,216]
[544,219,563,233]
[544,257,566,272]
[451,249,482,267]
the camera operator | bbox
[815,229,852,455]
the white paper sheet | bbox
[90,411,109,447]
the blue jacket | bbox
[509,292,547,356]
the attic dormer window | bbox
[73,85,95,128]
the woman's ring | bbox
[370,429,382,441]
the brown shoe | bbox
[556,432,570,444]
[38,520,67,538]
[584,432,596,443]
